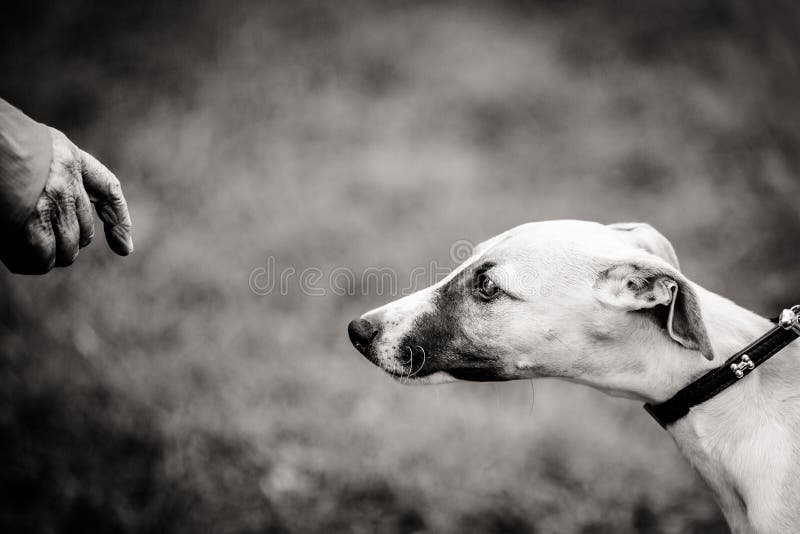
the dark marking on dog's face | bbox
[396,263,509,381]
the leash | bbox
[644,305,800,428]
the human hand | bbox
[0,127,133,274]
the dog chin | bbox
[387,370,456,385]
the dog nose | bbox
[348,318,379,352]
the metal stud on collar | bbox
[730,354,755,379]
[778,305,800,336]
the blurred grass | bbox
[1,0,800,532]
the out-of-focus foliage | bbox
[1,1,799,532]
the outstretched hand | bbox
[0,128,133,274]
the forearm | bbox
[0,98,52,233]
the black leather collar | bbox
[644,306,800,428]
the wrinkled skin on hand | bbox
[0,128,133,274]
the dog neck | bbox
[662,286,800,533]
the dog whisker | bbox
[401,346,413,384]
[408,345,426,378]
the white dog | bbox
[347,220,800,534]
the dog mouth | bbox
[352,335,506,383]
[445,367,510,382]
[385,352,433,381]
[350,342,428,379]
[383,366,508,383]
[381,351,508,383]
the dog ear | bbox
[595,261,714,360]
[607,222,680,270]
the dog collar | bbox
[644,305,800,428]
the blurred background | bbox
[2,1,800,532]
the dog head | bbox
[347,220,713,400]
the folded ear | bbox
[607,222,680,270]
[595,261,713,360]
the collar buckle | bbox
[779,306,800,336]
[730,354,755,379]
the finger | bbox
[79,149,133,256]
[53,197,80,267]
[75,181,94,248]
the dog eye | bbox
[476,272,501,300]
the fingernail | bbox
[110,226,133,255]
[123,230,134,254]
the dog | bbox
[347,220,800,534]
